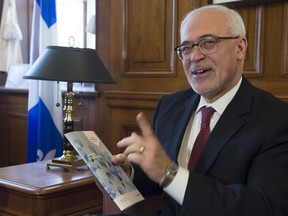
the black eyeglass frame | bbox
[174,36,240,60]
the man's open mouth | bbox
[192,68,211,75]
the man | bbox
[113,5,288,216]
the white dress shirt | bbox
[164,78,242,204]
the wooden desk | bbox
[0,161,102,216]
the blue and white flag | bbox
[27,0,63,162]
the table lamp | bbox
[24,46,115,170]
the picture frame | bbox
[208,0,286,8]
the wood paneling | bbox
[0,89,28,167]
[0,88,97,167]
[95,0,193,153]
[248,2,288,97]
[239,7,263,76]
[281,3,288,77]
[124,0,176,76]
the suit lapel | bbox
[194,78,254,174]
[168,93,200,161]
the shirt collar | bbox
[196,77,242,115]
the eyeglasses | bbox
[174,36,240,60]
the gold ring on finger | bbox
[139,146,145,154]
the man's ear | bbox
[237,37,248,60]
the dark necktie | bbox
[188,107,215,170]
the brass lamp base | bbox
[46,83,87,172]
[46,150,86,172]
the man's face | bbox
[180,10,246,103]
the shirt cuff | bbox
[163,166,189,205]
[130,164,135,180]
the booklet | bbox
[65,131,144,211]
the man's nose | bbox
[189,46,205,61]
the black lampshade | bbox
[23,46,115,84]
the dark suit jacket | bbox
[133,77,288,216]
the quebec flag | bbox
[27,0,63,162]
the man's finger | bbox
[112,153,126,164]
[136,112,153,137]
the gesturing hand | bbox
[116,112,172,184]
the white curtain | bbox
[0,0,23,72]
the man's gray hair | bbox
[180,5,246,37]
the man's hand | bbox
[116,112,172,184]
[111,153,132,177]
